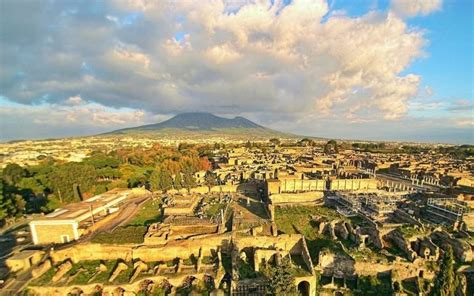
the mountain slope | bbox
[106,112,295,139]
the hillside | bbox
[105,112,296,140]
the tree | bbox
[0,180,7,221]
[262,257,298,296]
[2,163,26,185]
[430,246,458,296]
[182,170,196,188]
[204,172,217,187]
[149,166,173,191]
[174,173,183,190]
[324,140,338,154]
[269,138,281,146]
[49,163,97,203]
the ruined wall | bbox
[190,186,209,194]
[270,191,324,204]
[51,244,133,264]
[235,234,303,252]
[329,179,377,191]
[279,179,326,192]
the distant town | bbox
[0,133,472,296]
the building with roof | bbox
[29,188,148,245]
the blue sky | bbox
[0,0,472,143]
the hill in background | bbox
[105,112,297,140]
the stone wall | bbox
[270,191,324,204]
[329,179,377,191]
[280,179,326,192]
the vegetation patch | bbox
[91,226,147,244]
[127,198,163,226]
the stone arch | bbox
[203,273,216,291]
[68,287,84,296]
[157,279,173,294]
[91,285,103,296]
[393,281,401,292]
[139,279,155,294]
[112,287,125,296]
[297,280,310,296]
[334,291,344,296]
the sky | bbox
[0,0,472,144]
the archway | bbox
[91,285,103,296]
[68,287,83,296]
[112,287,125,296]
[139,279,155,294]
[297,281,310,296]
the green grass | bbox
[91,226,147,244]
[68,260,101,285]
[113,263,133,284]
[127,198,163,226]
[399,225,425,238]
[275,205,389,264]
[205,199,227,218]
[30,267,56,286]
[202,256,215,265]
[30,260,120,287]
[275,205,349,263]
[92,260,117,283]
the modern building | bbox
[29,188,148,245]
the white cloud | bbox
[0,0,466,143]
[391,0,442,18]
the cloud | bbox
[0,99,171,140]
[0,0,465,143]
[391,0,442,18]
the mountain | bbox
[106,112,295,139]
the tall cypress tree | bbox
[430,246,457,296]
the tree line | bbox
[0,143,212,225]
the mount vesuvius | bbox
[105,112,296,140]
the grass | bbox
[275,205,349,263]
[30,260,120,287]
[91,226,147,244]
[113,263,134,284]
[205,200,227,218]
[275,205,390,264]
[67,260,106,285]
[127,198,163,226]
[30,267,56,286]
[399,225,425,238]
[202,256,215,265]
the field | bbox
[127,197,163,226]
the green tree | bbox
[430,246,458,296]
[49,163,97,203]
[182,170,196,188]
[149,167,173,191]
[204,172,217,187]
[174,173,183,190]
[263,257,298,296]
[324,140,338,154]
[269,138,281,146]
[0,180,7,221]
[2,163,26,185]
